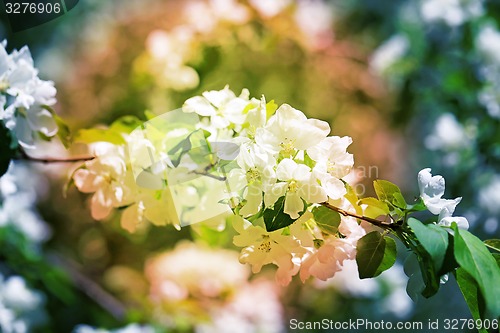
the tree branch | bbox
[320,201,400,230]
[16,149,95,164]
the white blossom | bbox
[0,42,58,148]
[265,158,327,219]
[418,168,469,230]
[420,0,483,26]
[370,34,409,74]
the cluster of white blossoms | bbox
[418,168,469,231]
[183,87,365,285]
[0,274,47,333]
[0,41,58,148]
[73,86,366,285]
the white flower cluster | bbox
[0,163,51,245]
[0,42,58,148]
[0,274,47,333]
[182,87,365,285]
[418,168,469,231]
[73,86,366,285]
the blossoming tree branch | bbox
[1,42,499,322]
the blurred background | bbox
[1,0,499,332]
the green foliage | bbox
[110,115,144,134]
[484,239,500,253]
[311,206,341,235]
[358,197,390,219]
[356,231,397,279]
[73,128,126,145]
[455,268,488,333]
[263,196,306,232]
[41,105,72,148]
[453,225,500,318]
[373,180,407,210]
[408,218,449,273]
[0,122,15,177]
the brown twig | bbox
[48,253,127,320]
[16,149,95,164]
[320,201,400,230]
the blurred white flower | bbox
[196,280,284,333]
[0,275,47,333]
[315,260,413,318]
[0,164,50,244]
[478,176,500,215]
[294,0,334,49]
[424,113,472,151]
[476,25,500,64]
[370,34,409,75]
[420,0,483,26]
[73,324,155,333]
[145,241,249,301]
[249,0,291,18]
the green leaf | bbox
[373,180,407,209]
[455,268,487,332]
[303,152,316,169]
[404,253,425,302]
[358,197,390,219]
[344,183,363,215]
[406,197,427,212]
[356,231,397,279]
[311,206,341,235]
[0,122,15,177]
[54,114,72,148]
[266,100,278,118]
[263,196,305,232]
[453,226,500,318]
[41,105,71,148]
[408,218,449,272]
[110,116,144,134]
[484,239,500,253]
[493,253,500,268]
[73,128,126,145]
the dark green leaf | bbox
[484,239,500,253]
[404,253,425,302]
[408,218,449,272]
[263,196,305,232]
[311,206,341,235]
[455,268,487,332]
[356,231,397,279]
[453,226,500,318]
[406,197,427,212]
[493,253,500,268]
